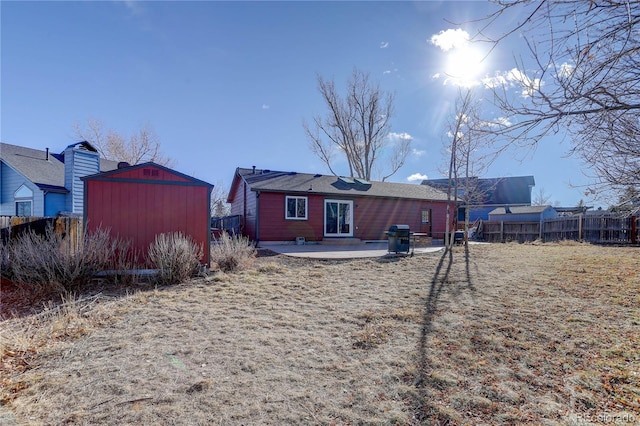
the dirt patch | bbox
[1,243,639,425]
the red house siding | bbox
[229,180,258,240]
[255,192,325,242]
[84,164,212,266]
[353,197,448,240]
[242,191,451,242]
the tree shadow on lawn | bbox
[411,246,477,423]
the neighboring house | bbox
[0,142,118,216]
[228,167,452,243]
[83,162,213,267]
[488,205,558,222]
[422,176,536,222]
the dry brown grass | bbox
[1,243,639,425]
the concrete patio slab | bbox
[258,241,445,259]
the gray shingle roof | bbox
[237,167,448,201]
[423,176,535,205]
[0,143,66,189]
[0,142,119,191]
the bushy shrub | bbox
[147,232,203,286]
[210,232,256,273]
[3,226,125,295]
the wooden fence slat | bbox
[1,215,83,253]
[480,213,638,244]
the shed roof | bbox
[230,167,448,202]
[83,162,214,188]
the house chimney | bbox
[252,166,256,174]
[45,148,49,161]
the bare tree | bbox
[532,187,552,206]
[475,0,640,193]
[444,89,497,249]
[73,118,173,167]
[211,181,231,218]
[303,68,409,181]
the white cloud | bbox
[482,68,542,98]
[430,28,470,51]
[407,173,428,182]
[262,104,270,110]
[412,148,426,157]
[557,62,574,78]
[380,41,389,49]
[387,131,413,142]
[383,70,391,75]
[484,116,512,128]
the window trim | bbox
[421,209,430,224]
[285,195,308,220]
[324,199,354,237]
[16,200,33,216]
[15,184,34,198]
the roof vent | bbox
[118,162,131,169]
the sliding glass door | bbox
[324,199,353,237]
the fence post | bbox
[539,219,543,241]
[578,214,583,241]
[500,221,504,243]
[632,216,637,244]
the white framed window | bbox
[16,200,32,216]
[421,209,430,224]
[14,185,34,216]
[285,196,308,220]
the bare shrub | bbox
[0,240,10,279]
[4,226,124,295]
[100,238,143,286]
[147,232,203,286]
[210,232,256,272]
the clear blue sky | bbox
[1,1,592,206]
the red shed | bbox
[83,162,213,267]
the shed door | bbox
[324,200,353,237]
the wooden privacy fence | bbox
[0,216,83,253]
[481,221,541,243]
[480,214,639,244]
[211,215,241,238]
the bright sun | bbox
[431,28,490,87]
[444,46,486,85]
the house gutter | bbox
[255,190,260,245]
